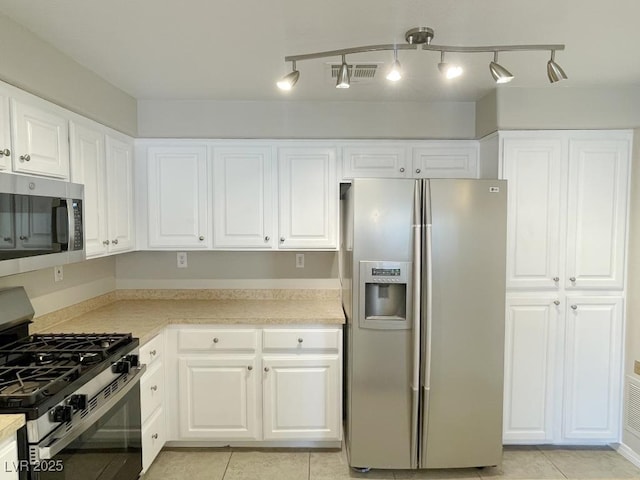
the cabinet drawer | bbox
[140,333,163,367]
[178,328,258,352]
[263,328,340,352]
[142,407,166,473]
[141,361,164,424]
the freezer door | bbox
[420,179,507,468]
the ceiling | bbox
[0,0,639,103]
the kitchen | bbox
[0,1,639,479]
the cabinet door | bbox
[502,138,564,290]
[565,138,630,290]
[10,99,69,178]
[0,94,10,170]
[106,136,134,253]
[147,146,209,248]
[178,356,259,440]
[70,122,108,257]
[263,356,340,441]
[278,147,337,249]
[411,144,478,178]
[503,296,559,443]
[212,147,273,248]
[563,296,623,441]
[342,145,408,179]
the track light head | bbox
[489,52,514,84]
[437,51,463,79]
[547,51,567,83]
[386,50,402,81]
[336,55,350,89]
[276,61,299,90]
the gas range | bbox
[0,287,144,480]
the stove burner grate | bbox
[0,365,81,407]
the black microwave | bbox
[0,172,84,276]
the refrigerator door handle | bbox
[423,223,433,391]
[409,180,422,469]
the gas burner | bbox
[75,352,102,365]
[34,352,56,365]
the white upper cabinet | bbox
[147,146,209,248]
[10,99,69,179]
[0,94,10,171]
[278,147,337,249]
[106,135,135,253]
[411,142,478,178]
[212,147,273,248]
[503,137,564,290]
[565,138,629,290]
[70,122,108,257]
[501,131,631,291]
[342,145,408,179]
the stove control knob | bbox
[69,394,88,411]
[52,405,73,423]
[112,360,131,374]
[125,354,140,368]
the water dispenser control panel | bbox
[359,260,412,330]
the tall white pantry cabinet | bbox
[500,130,631,444]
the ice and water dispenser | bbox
[359,261,412,330]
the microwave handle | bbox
[50,199,69,251]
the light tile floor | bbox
[142,446,640,480]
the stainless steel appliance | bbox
[0,287,144,480]
[0,172,85,277]
[341,178,507,470]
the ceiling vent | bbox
[326,63,382,83]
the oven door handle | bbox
[37,365,145,460]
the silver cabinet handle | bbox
[554,300,560,306]
[2,237,11,242]
[152,433,158,440]
[112,239,119,245]
[0,149,9,157]
[553,277,559,282]
[213,337,219,343]
[264,367,270,372]
[103,240,110,246]
[571,305,578,310]
[19,154,31,162]
[297,338,304,343]
[569,277,576,282]
[280,237,285,243]
[264,236,270,241]
[149,349,157,356]
[415,168,421,174]
[399,167,405,172]
[19,235,27,240]
[247,366,253,371]
[199,235,205,241]
[150,385,158,392]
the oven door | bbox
[29,368,143,480]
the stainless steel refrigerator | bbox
[340,178,507,470]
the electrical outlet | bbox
[177,252,188,268]
[54,265,63,282]
[296,253,305,268]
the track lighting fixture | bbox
[386,49,402,81]
[277,26,566,90]
[547,50,568,83]
[489,52,514,84]
[336,55,350,89]
[276,60,300,90]
[437,51,463,79]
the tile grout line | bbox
[221,450,233,480]
[308,451,311,480]
[536,446,569,479]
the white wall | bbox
[115,251,339,290]
[0,257,116,317]
[137,99,476,139]
[475,90,498,138]
[0,13,137,136]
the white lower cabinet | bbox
[169,325,342,445]
[0,433,18,480]
[503,295,623,444]
[140,333,166,474]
